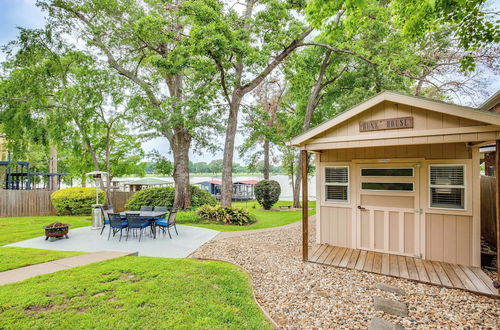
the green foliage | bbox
[51,188,105,215]
[197,205,256,225]
[190,185,218,207]
[149,150,173,176]
[254,180,281,210]
[125,185,217,210]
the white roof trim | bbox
[291,91,500,146]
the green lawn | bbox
[0,247,84,272]
[176,200,316,231]
[0,215,91,245]
[0,257,272,329]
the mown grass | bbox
[0,257,272,329]
[176,200,316,231]
[0,216,91,245]
[0,247,84,272]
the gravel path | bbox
[191,217,499,329]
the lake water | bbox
[110,174,317,201]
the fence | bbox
[480,175,496,246]
[0,190,134,217]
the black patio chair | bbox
[153,206,168,213]
[100,205,115,235]
[155,208,178,239]
[108,213,127,242]
[126,213,149,242]
[140,206,153,212]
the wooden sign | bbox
[359,116,414,132]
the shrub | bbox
[197,205,256,225]
[125,185,217,210]
[51,187,106,215]
[254,180,281,210]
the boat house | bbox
[291,91,500,294]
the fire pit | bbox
[44,222,70,240]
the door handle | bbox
[357,205,366,210]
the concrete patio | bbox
[7,225,219,258]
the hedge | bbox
[125,185,217,210]
[51,187,105,215]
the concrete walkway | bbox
[0,251,133,286]
[7,225,220,258]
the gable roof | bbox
[291,91,500,147]
[481,90,500,111]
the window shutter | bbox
[325,167,348,184]
[429,165,465,209]
[325,166,349,202]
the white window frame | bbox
[360,167,414,177]
[324,166,349,204]
[429,164,466,210]
[360,181,415,192]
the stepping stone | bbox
[373,297,409,317]
[376,283,407,296]
[369,317,405,330]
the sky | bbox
[0,0,499,164]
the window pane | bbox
[430,166,464,186]
[326,185,348,201]
[430,187,464,209]
[361,168,413,177]
[325,167,348,183]
[361,182,413,191]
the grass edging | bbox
[194,257,279,329]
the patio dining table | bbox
[119,211,167,239]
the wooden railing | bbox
[0,190,134,218]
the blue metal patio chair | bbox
[100,205,115,235]
[108,213,127,241]
[126,213,149,242]
[153,206,168,213]
[155,208,178,239]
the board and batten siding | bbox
[317,101,484,140]
[320,205,352,247]
[425,214,472,266]
[316,143,479,266]
[320,142,471,162]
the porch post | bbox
[301,149,308,261]
[496,140,500,290]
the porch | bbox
[309,244,499,298]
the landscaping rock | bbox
[369,317,404,330]
[376,282,407,296]
[373,297,409,317]
[191,216,500,329]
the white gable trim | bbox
[291,91,500,146]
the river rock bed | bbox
[191,217,499,329]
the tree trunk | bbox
[221,91,243,207]
[170,128,192,209]
[48,145,59,190]
[263,139,270,180]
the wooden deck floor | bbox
[309,244,499,298]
